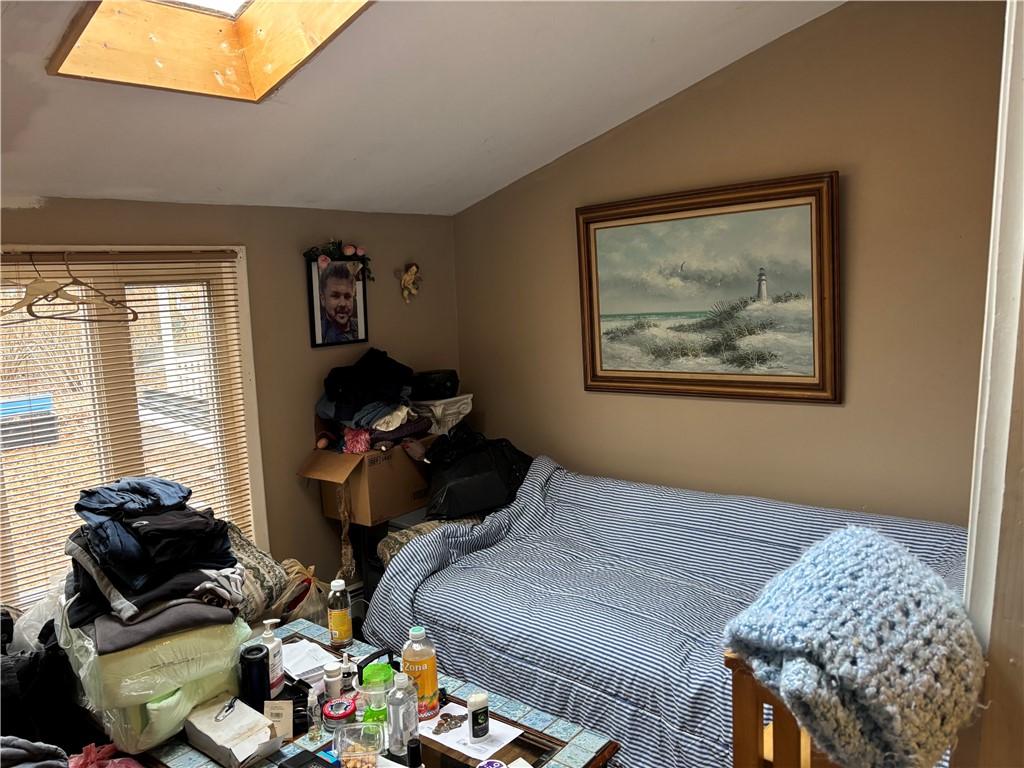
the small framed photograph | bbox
[305,253,369,347]
[577,172,840,402]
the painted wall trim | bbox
[229,245,270,550]
[964,0,1022,649]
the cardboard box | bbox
[185,694,283,768]
[298,445,431,527]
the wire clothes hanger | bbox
[1,254,139,324]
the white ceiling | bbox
[1,1,838,215]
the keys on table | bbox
[432,711,468,735]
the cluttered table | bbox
[139,619,618,768]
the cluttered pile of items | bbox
[61,477,252,754]
[227,599,510,768]
[313,348,468,453]
[306,348,532,592]
[6,579,524,768]
[66,477,245,628]
[310,348,532,526]
[1,476,331,763]
[2,349,538,768]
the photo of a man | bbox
[308,257,367,346]
[320,261,358,342]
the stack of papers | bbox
[282,639,338,685]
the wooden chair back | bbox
[724,651,841,768]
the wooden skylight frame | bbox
[47,0,372,102]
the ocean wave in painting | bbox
[600,296,813,375]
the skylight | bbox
[48,0,371,102]
[155,0,252,20]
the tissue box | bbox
[185,694,283,768]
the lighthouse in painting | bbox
[756,267,769,303]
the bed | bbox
[364,457,967,768]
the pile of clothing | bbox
[0,738,144,768]
[65,477,244,629]
[59,477,250,753]
[315,348,438,452]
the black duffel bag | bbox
[424,426,532,520]
[410,369,459,401]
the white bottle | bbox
[323,661,343,700]
[467,690,489,744]
[386,672,419,757]
[261,618,285,698]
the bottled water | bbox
[385,673,419,756]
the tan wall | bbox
[1,198,458,578]
[452,2,1004,525]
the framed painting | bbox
[305,252,369,347]
[577,172,840,402]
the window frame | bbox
[1,244,269,552]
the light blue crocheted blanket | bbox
[724,526,983,768]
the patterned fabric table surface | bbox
[145,619,616,768]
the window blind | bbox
[0,249,256,609]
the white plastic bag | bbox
[58,598,250,710]
[9,574,67,653]
[101,668,238,753]
[280,563,328,625]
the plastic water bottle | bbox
[386,672,419,757]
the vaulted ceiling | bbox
[1,1,838,215]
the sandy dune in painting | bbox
[597,204,814,376]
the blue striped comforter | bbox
[364,457,967,768]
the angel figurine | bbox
[396,262,422,304]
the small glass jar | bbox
[322,697,357,732]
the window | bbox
[0,248,261,608]
[157,0,251,19]
[48,0,372,102]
